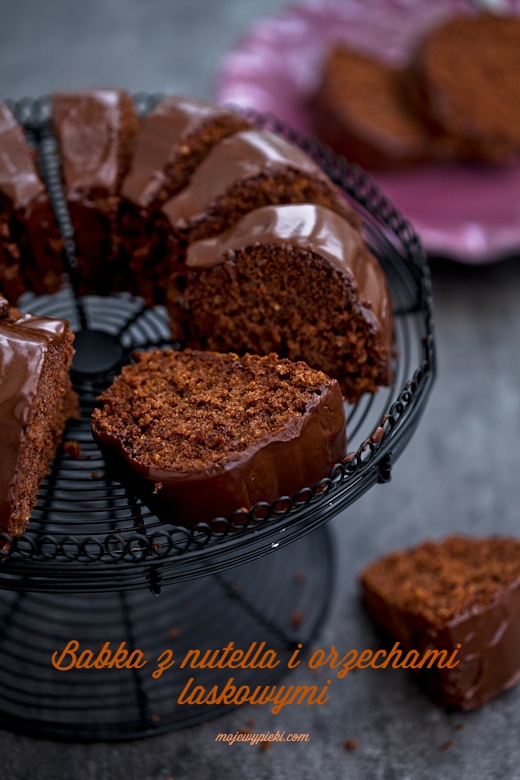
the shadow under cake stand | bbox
[0,97,436,741]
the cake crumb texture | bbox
[93,349,341,473]
[91,349,347,526]
[361,535,520,628]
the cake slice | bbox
[310,46,446,169]
[91,349,347,527]
[118,95,250,304]
[121,95,251,210]
[161,127,358,241]
[168,203,393,402]
[0,100,63,302]
[361,536,520,710]
[409,13,520,164]
[0,296,78,539]
[52,89,139,294]
[152,128,360,304]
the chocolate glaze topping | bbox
[161,129,330,226]
[187,203,393,346]
[52,89,139,294]
[52,89,138,196]
[0,101,64,301]
[365,583,520,710]
[0,102,46,208]
[361,536,520,710]
[121,96,244,206]
[0,298,67,526]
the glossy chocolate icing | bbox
[52,89,138,196]
[362,540,520,710]
[91,351,347,527]
[186,203,393,344]
[0,297,68,530]
[0,102,47,208]
[52,89,139,293]
[161,129,331,227]
[121,96,246,207]
[0,101,63,299]
[363,582,520,710]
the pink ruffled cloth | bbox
[216,0,520,262]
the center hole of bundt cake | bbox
[72,330,125,375]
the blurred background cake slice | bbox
[408,13,520,164]
[311,45,440,170]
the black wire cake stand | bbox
[0,95,436,741]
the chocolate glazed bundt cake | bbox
[130,126,363,306]
[48,93,393,400]
[0,90,395,533]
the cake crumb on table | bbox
[290,609,304,628]
[63,440,81,458]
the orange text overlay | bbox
[50,640,461,714]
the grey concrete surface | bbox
[1,2,520,779]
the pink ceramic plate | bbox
[216,0,520,263]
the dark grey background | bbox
[1,1,520,778]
